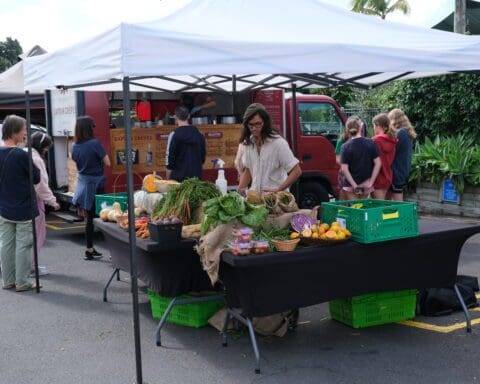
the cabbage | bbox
[219,192,245,216]
[240,206,268,228]
[290,214,316,232]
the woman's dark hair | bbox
[2,114,26,140]
[31,131,52,155]
[239,103,277,145]
[74,116,95,144]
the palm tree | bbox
[351,0,410,19]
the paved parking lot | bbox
[1,216,479,384]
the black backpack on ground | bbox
[417,275,479,316]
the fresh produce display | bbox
[290,214,317,233]
[154,179,180,193]
[134,190,163,214]
[251,240,269,254]
[201,192,268,235]
[150,216,182,225]
[135,217,150,239]
[277,191,298,212]
[143,173,163,193]
[291,221,352,241]
[252,226,291,252]
[99,202,123,222]
[181,224,202,239]
[152,178,221,225]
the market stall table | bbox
[219,219,480,373]
[94,219,224,345]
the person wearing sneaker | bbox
[0,115,41,292]
[28,132,61,275]
[72,116,110,260]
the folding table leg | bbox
[103,268,120,302]
[221,311,231,347]
[454,284,472,333]
[155,297,178,346]
[246,318,261,374]
[224,308,262,374]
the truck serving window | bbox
[298,102,344,137]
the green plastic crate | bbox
[321,199,418,243]
[147,289,224,328]
[329,289,417,329]
[95,192,128,215]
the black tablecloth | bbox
[220,220,480,317]
[94,219,215,296]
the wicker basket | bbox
[272,238,300,252]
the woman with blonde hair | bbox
[387,109,417,201]
[340,116,381,200]
[372,113,397,200]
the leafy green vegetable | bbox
[240,206,268,228]
[219,192,245,216]
[152,178,220,224]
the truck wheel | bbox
[298,182,329,209]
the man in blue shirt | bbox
[167,106,206,182]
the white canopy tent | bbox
[21,1,480,382]
[23,0,480,93]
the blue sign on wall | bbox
[441,179,460,204]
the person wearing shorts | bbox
[388,109,417,201]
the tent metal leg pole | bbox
[123,77,143,384]
[103,268,120,302]
[454,284,471,333]
[116,269,121,281]
[25,91,40,293]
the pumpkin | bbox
[143,193,163,213]
[134,190,147,208]
[134,190,163,213]
[143,172,162,193]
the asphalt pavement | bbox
[1,215,480,384]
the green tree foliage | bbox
[0,37,23,72]
[366,73,480,141]
[305,86,359,108]
[351,0,410,19]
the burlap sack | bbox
[195,219,242,285]
[263,192,282,214]
[277,191,299,213]
[208,308,293,338]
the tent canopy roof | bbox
[23,0,480,93]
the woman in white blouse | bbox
[237,103,301,193]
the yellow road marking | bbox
[398,318,480,333]
[46,224,85,230]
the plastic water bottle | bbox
[215,159,227,195]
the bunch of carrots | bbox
[135,218,150,239]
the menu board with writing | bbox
[110,124,242,174]
[253,90,285,133]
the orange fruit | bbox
[325,230,336,240]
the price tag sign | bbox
[336,217,347,228]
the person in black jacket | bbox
[0,115,41,292]
[167,105,206,182]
